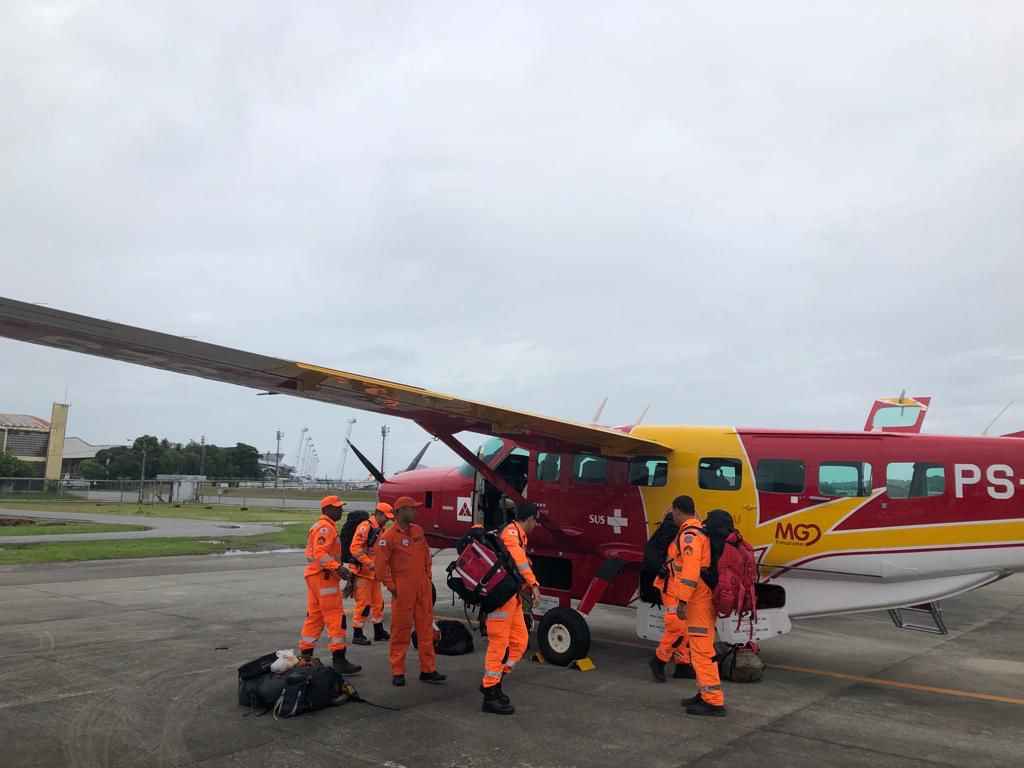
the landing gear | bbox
[536,607,591,666]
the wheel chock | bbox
[570,657,596,672]
[530,652,546,664]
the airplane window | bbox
[698,458,742,491]
[629,457,668,486]
[573,454,608,484]
[536,453,561,482]
[818,462,872,497]
[458,437,506,477]
[872,406,921,429]
[755,459,805,494]
[887,462,945,498]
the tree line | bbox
[80,436,262,480]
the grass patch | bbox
[0,523,309,565]
[199,486,377,501]
[0,521,148,537]
[0,502,325,523]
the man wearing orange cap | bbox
[350,501,394,646]
[374,496,446,687]
[298,496,362,675]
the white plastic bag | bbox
[270,649,299,674]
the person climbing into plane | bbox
[297,495,362,675]
[655,494,726,716]
[481,502,541,715]
[650,500,697,684]
[350,501,394,646]
[374,496,446,687]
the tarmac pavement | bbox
[1,551,1022,767]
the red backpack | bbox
[712,530,758,635]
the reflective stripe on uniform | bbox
[700,684,722,692]
[301,635,318,643]
[505,660,517,669]
[517,562,531,571]
[680,578,697,587]
[320,587,339,596]
[329,636,346,644]
[688,626,708,635]
[489,611,508,620]
[319,555,333,564]
[484,670,502,678]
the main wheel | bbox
[432,582,437,606]
[537,607,591,666]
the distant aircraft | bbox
[2,297,1022,664]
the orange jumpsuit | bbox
[654,525,692,667]
[351,517,384,629]
[482,521,536,688]
[374,521,436,676]
[659,517,723,706]
[299,514,350,653]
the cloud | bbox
[2,1,1023,473]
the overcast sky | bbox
[2,2,1022,477]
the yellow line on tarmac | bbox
[772,664,1024,706]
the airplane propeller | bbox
[346,438,386,484]
[345,438,432,483]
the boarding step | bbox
[887,601,948,635]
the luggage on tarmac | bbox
[273,658,348,719]
[412,619,475,655]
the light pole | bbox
[380,425,390,477]
[274,430,284,487]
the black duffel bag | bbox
[412,619,475,655]
[273,659,346,719]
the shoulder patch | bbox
[684,534,695,543]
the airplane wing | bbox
[0,297,670,458]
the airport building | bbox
[0,404,114,479]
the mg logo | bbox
[774,521,822,546]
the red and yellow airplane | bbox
[2,297,1022,664]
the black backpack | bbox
[412,619,475,656]
[237,653,287,712]
[446,527,523,613]
[339,511,370,564]
[639,514,679,606]
[273,659,346,719]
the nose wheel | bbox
[536,607,591,666]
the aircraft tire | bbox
[432,582,437,606]
[537,607,591,666]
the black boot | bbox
[352,627,371,646]
[419,671,447,684]
[374,622,390,641]
[673,663,696,679]
[478,679,511,706]
[481,684,515,715]
[681,693,702,706]
[299,648,314,661]
[649,656,667,683]
[686,697,727,717]
[332,649,362,676]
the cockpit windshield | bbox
[457,436,505,477]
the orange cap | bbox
[393,495,422,510]
[375,502,395,519]
[320,495,346,510]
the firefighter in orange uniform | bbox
[374,496,446,687]
[481,502,541,715]
[298,496,362,675]
[350,502,394,646]
[650,498,697,683]
[660,495,726,716]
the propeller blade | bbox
[635,404,651,425]
[405,442,430,472]
[346,439,386,484]
[592,397,608,424]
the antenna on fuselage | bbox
[635,404,651,425]
[592,397,608,424]
[982,401,1016,436]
